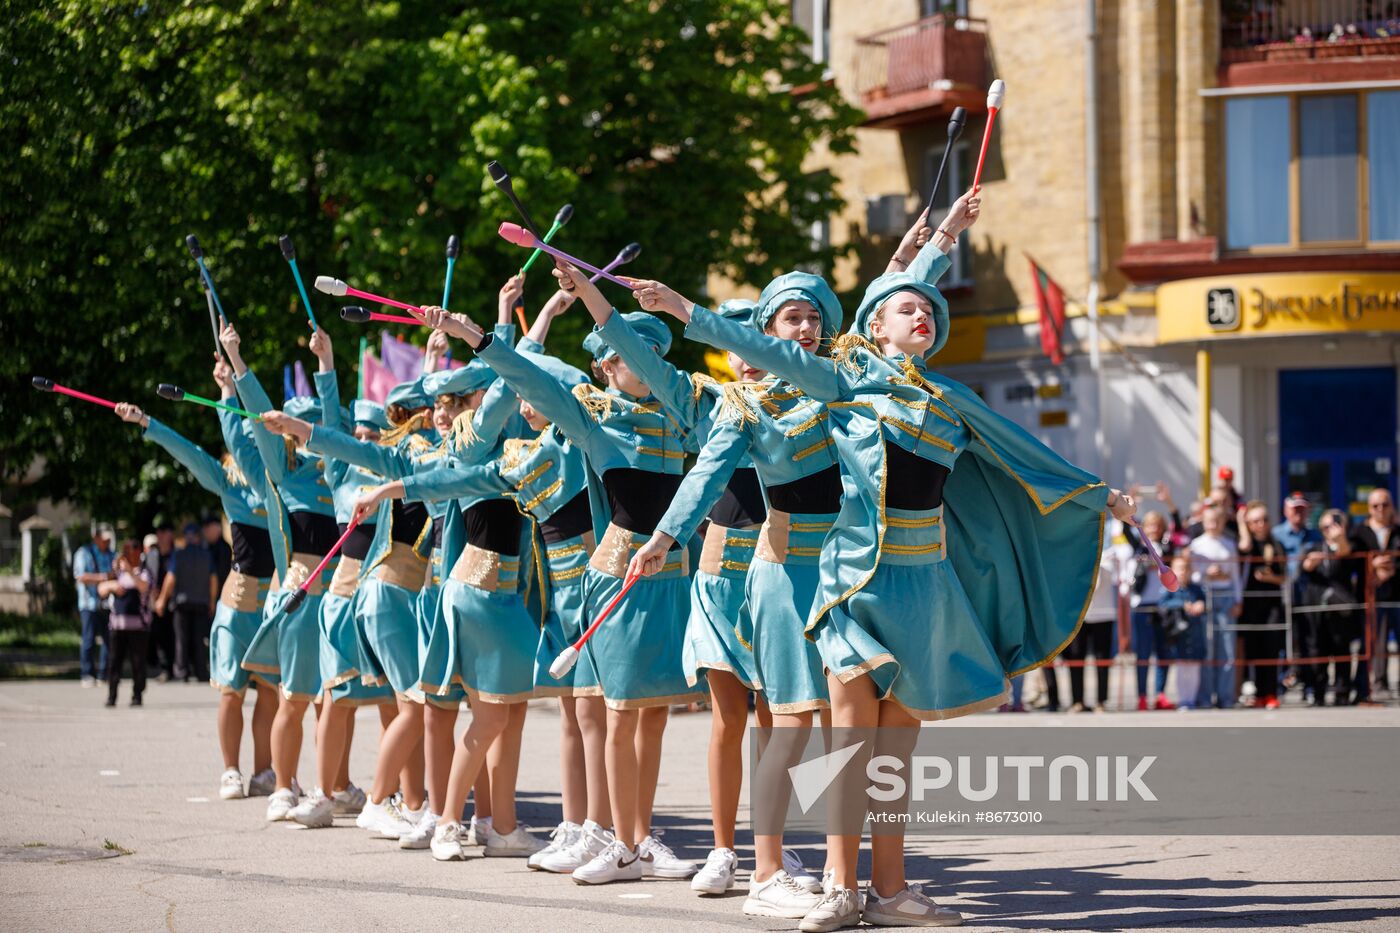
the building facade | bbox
[753,0,1400,519]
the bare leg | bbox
[826,672,881,892]
[423,701,459,816]
[369,696,424,808]
[635,705,669,838]
[442,702,512,822]
[575,695,612,826]
[271,696,312,790]
[869,700,920,898]
[473,762,493,820]
[705,670,751,850]
[376,702,403,798]
[251,682,277,774]
[402,729,426,811]
[559,698,586,825]
[218,690,244,770]
[335,707,355,792]
[314,689,352,795]
[606,708,641,846]
[487,702,529,834]
[753,710,814,881]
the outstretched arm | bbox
[522,289,576,351]
[421,306,597,446]
[214,357,264,483]
[117,404,228,498]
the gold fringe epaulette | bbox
[691,372,720,402]
[828,333,881,373]
[572,383,617,422]
[499,435,543,472]
[716,381,763,426]
[380,411,433,448]
[447,409,480,452]
[222,457,249,488]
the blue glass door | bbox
[1279,368,1396,519]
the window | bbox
[790,0,829,63]
[1224,89,1399,250]
[926,140,973,286]
[1370,91,1400,243]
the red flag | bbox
[359,348,397,404]
[1027,255,1067,365]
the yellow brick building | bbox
[722,0,1400,517]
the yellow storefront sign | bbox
[1156,272,1400,344]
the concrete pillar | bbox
[1124,0,1177,243]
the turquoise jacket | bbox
[233,369,335,578]
[476,333,687,541]
[653,376,838,547]
[314,370,386,524]
[142,415,267,529]
[682,250,1109,674]
[307,370,519,582]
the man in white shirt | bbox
[1187,506,1243,709]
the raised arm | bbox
[310,328,342,434]
[447,377,520,464]
[523,289,576,350]
[220,323,294,484]
[594,308,702,433]
[653,419,752,547]
[214,358,265,483]
[421,306,599,447]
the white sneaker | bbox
[784,848,823,894]
[485,823,548,857]
[691,847,738,895]
[861,884,964,927]
[219,768,246,800]
[81,676,96,688]
[431,820,471,861]
[638,832,696,878]
[265,787,298,822]
[356,796,416,839]
[399,810,440,850]
[800,885,862,932]
[332,783,366,816]
[464,814,492,847]
[571,839,645,885]
[289,791,335,828]
[745,870,824,919]
[248,768,276,797]
[528,821,580,870]
[540,820,613,873]
[822,868,835,895]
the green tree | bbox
[0,0,858,526]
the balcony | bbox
[855,14,989,130]
[1221,0,1400,86]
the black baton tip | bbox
[185,234,203,258]
[278,235,296,261]
[32,376,54,391]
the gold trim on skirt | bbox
[374,543,429,591]
[328,557,362,599]
[220,570,267,613]
[590,522,690,579]
[698,521,760,576]
[449,544,520,593]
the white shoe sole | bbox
[485,847,542,858]
[646,865,697,879]
[744,897,821,919]
[798,911,861,933]
[691,875,734,895]
[265,809,292,823]
[220,786,246,800]
[572,870,644,885]
[860,909,963,927]
[290,811,333,829]
[432,849,468,861]
[399,836,432,850]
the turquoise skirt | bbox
[357,576,426,698]
[427,571,537,704]
[535,534,602,697]
[684,571,758,690]
[577,537,704,710]
[813,505,1009,720]
[210,598,264,694]
[250,589,324,702]
[745,512,833,714]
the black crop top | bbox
[603,468,685,535]
[540,489,593,544]
[339,522,377,562]
[884,440,949,511]
[391,500,431,546]
[290,511,340,557]
[230,522,275,579]
[765,464,843,515]
[707,467,767,529]
[464,498,523,556]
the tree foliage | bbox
[0,0,858,527]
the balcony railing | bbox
[1222,0,1400,53]
[855,14,989,129]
